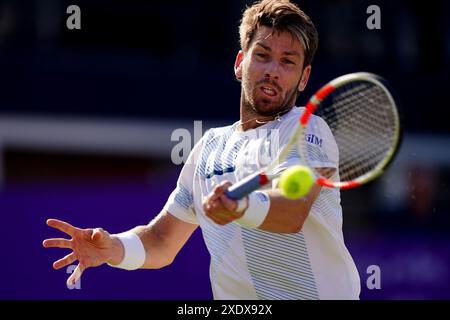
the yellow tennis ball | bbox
[279,165,315,199]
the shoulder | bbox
[282,106,331,132]
[281,106,327,126]
[207,123,236,136]
[185,123,235,163]
[203,123,238,142]
[191,123,238,159]
[276,106,303,133]
[277,107,336,147]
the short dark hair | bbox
[239,0,319,67]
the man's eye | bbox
[283,59,295,65]
[256,52,268,58]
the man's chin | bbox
[254,100,285,117]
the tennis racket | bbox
[225,72,401,200]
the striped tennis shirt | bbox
[164,107,361,300]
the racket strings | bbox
[312,81,398,182]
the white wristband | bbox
[235,191,271,229]
[108,231,146,270]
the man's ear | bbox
[298,65,312,92]
[234,50,244,81]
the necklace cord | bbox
[240,107,293,127]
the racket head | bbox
[298,72,402,189]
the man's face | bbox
[236,26,310,117]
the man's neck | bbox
[238,112,274,131]
[239,102,293,132]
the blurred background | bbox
[0,0,449,299]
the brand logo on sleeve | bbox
[305,134,323,147]
[256,192,269,202]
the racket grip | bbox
[225,171,270,200]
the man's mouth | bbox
[260,86,277,97]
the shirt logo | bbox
[305,133,323,147]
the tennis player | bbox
[43,0,360,299]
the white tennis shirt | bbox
[164,107,361,300]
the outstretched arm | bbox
[43,211,197,285]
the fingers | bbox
[209,181,233,201]
[67,263,84,286]
[203,197,218,210]
[53,252,77,270]
[203,181,244,225]
[46,219,77,237]
[220,195,239,212]
[203,197,242,226]
[42,238,72,249]
[203,204,229,225]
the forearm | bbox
[257,184,322,233]
[131,223,174,269]
[107,224,175,270]
[109,211,197,270]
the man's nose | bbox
[264,61,280,80]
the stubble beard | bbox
[241,79,299,118]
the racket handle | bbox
[225,171,270,200]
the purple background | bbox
[1,176,449,300]
[0,178,212,299]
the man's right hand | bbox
[42,219,124,286]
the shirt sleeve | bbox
[273,115,339,175]
[163,135,205,225]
